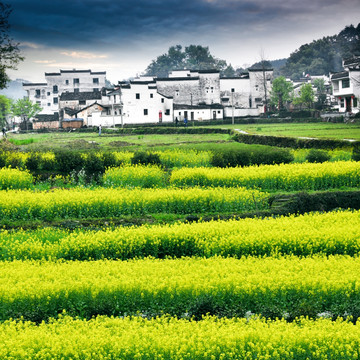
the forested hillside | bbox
[280,24,360,79]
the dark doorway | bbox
[213,111,216,120]
[346,97,352,112]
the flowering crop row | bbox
[0,256,359,321]
[0,149,211,170]
[0,316,359,359]
[0,187,268,221]
[1,210,359,261]
[0,168,34,190]
[103,165,168,188]
[170,161,360,191]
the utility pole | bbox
[231,88,234,125]
[119,84,124,128]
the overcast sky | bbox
[6,0,360,83]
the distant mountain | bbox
[280,23,360,79]
[0,79,28,100]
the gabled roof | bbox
[60,91,102,101]
[73,102,106,115]
[157,92,173,99]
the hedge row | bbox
[233,133,359,150]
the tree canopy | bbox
[0,95,11,128]
[11,99,41,129]
[144,45,229,77]
[270,76,293,110]
[293,83,315,110]
[0,2,24,89]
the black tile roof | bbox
[34,113,59,122]
[60,91,102,101]
[331,71,349,80]
[248,68,273,72]
[343,57,360,66]
[174,103,223,110]
[156,77,199,82]
[23,83,47,86]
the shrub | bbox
[305,149,331,163]
[211,148,294,168]
[352,145,360,161]
[25,152,41,172]
[54,150,83,174]
[131,151,162,167]
[83,153,105,183]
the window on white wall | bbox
[136,93,140,99]
[340,99,345,107]
[342,79,350,88]
[144,109,148,115]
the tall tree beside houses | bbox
[270,76,293,110]
[11,99,41,130]
[293,83,315,110]
[0,94,11,128]
[0,2,24,89]
[145,45,229,77]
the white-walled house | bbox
[330,57,360,114]
[23,69,106,114]
[90,81,173,126]
[220,68,273,117]
[156,70,221,106]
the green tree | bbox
[0,2,24,89]
[293,83,315,109]
[144,45,228,77]
[313,78,327,109]
[11,99,41,130]
[270,76,293,110]
[222,64,235,77]
[0,95,12,128]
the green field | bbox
[219,122,360,140]
[1,121,360,358]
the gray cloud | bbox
[10,0,357,49]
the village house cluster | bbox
[22,56,360,129]
[23,68,273,129]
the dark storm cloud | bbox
[9,0,340,49]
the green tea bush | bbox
[305,149,331,163]
[211,148,294,167]
[54,150,83,174]
[25,152,41,172]
[131,151,162,167]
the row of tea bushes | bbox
[0,210,358,260]
[0,187,268,221]
[0,316,359,359]
[0,256,359,322]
